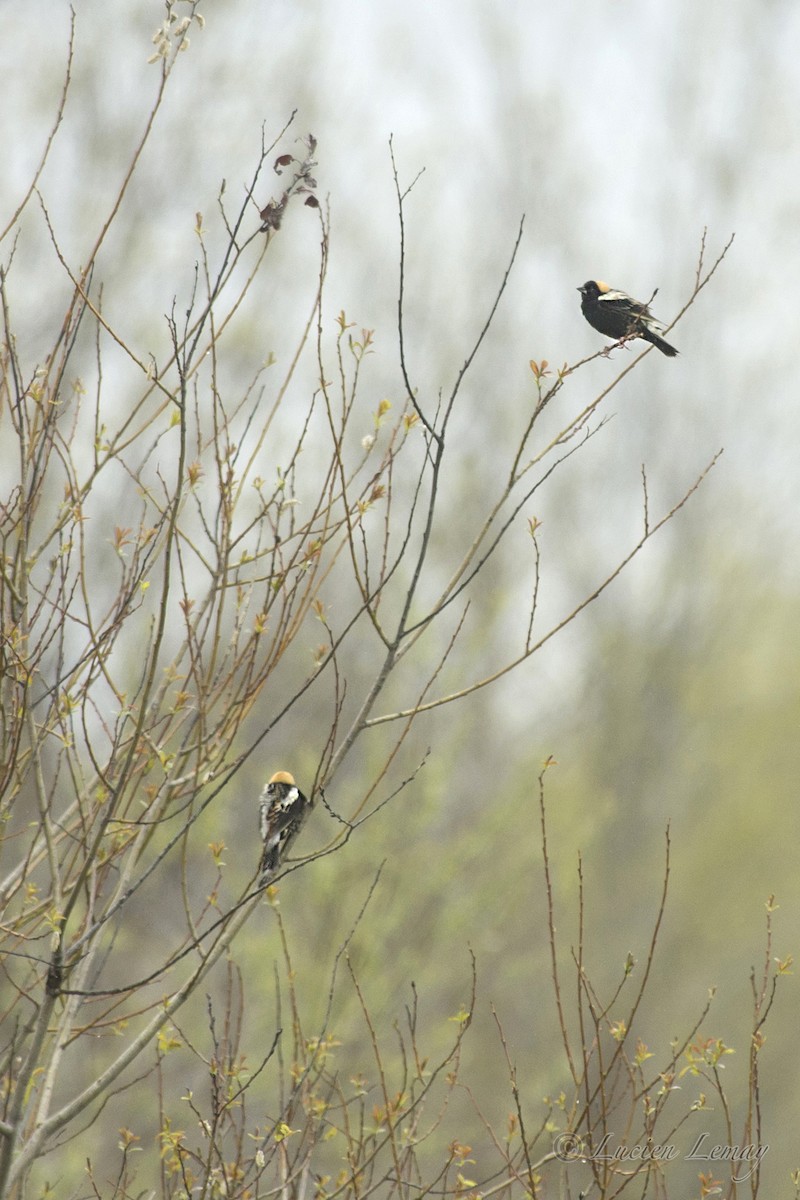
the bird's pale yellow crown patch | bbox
[269,770,296,785]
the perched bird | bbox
[258,770,311,885]
[578,280,678,357]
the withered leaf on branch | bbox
[259,132,319,233]
[259,195,288,232]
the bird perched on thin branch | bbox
[258,770,311,885]
[578,280,678,357]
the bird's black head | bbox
[578,280,605,300]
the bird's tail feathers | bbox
[258,847,279,887]
[642,325,679,357]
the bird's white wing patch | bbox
[277,785,299,811]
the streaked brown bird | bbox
[258,770,311,885]
[578,280,678,357]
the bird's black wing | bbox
[263,785,305,836]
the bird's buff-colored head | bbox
[269,770,296,785]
